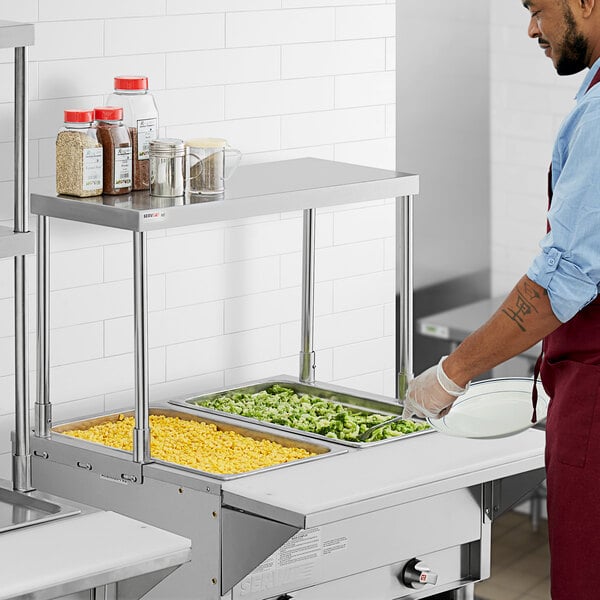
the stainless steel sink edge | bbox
[0,477,82,534]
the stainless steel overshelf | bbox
[0,226,34,259]
[0,20,34,48]
[31,158,419,231]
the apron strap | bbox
[531,350,543,423]
[588,67,600,92]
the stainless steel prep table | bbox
[29,160,546,599]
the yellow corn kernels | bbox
[63,414,315,474]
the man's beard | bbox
[556,6,589,75]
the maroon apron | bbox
[536,68,600,600]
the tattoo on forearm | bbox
[522,280,541,302]
[501,284,539,332]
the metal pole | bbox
[35,215,51,438]
[133,231,150,463]
[299,208,316,383]
[12,46,31,492]
[396,195,414,401]
[452,583,475,600]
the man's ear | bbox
[581,0,596,18]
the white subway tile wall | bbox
[490,2,586,295]
[0,1,397,475]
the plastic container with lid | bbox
[94,106,132,195]
[107,76,159,191]
[56,109,103,197]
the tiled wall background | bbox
[1,2,590,477]
[0,0,397,476]
[490,1,586,295]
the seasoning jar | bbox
[56,109,103,197]
[94,106,132,195]
[149,138,185,198]
[106,76,159,191]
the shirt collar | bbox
[576,57,600,102]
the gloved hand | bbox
[402,356,469,420]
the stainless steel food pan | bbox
[168,376,433,448]
[51,406,346,480]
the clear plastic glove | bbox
[402,356,469,420]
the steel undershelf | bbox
[31,158,419,231]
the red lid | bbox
[64,109,94,123]
[94,106,123,121]
[114,76,148,91]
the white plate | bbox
[427,377,549,439]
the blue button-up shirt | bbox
[527,58,600,322]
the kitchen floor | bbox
[475,510,550,600]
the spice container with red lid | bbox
[56,109,103,197]
[106,76,159,191]
[94,106,132,195]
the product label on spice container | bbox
[114,147,132,189]
[82,147,103,191]
[136,117,157,160]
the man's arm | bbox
[443,274,562,387]
[402,274,563,420]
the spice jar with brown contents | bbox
[56,109,103,197]
[94,106,132,195]
[106,76,158,191]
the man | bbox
[402,1,600,598]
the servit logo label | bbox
[142,210,165,221]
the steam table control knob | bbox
[401,558,439,589]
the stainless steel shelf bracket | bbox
[396,195,414,401]
[35,215,51,439]
[133,231,151,464]
[299,208,316,383]
[13,45,32,492]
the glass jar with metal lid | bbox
[149,138,185,198]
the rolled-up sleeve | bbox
[527,105,600,323]
[527,248,598,322]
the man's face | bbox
[524,0,589,75]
